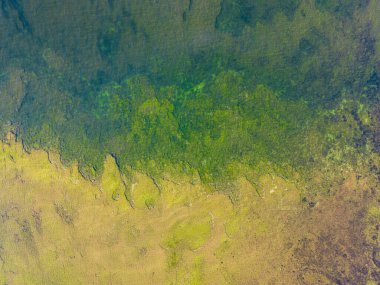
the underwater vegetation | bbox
[215,0,301,36]
[0,0,379,283]
[0,0,378,185]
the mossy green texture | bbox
[0,0,378,188]
[165,216,212,252]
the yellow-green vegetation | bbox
[164,215,212,268]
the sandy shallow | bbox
[0,133,379,284]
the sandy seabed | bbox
[0,133,379,284]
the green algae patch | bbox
[368,206,380,222]
[101,155,132,211]
[173,256,205,285]
[163,214,212,273]
[224,216,241,238]
[164,216,212,252]
[101,155,124,197]
[130,172,161,210]
[189,256,205,285]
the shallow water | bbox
[0,1,379,284]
